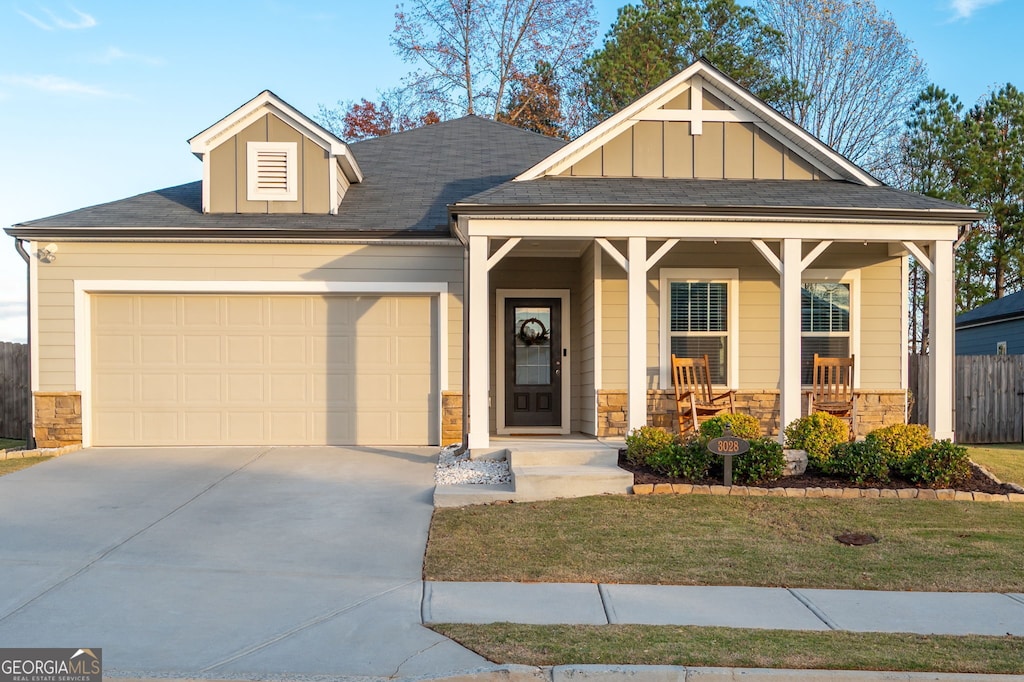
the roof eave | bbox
[3,225,451,240]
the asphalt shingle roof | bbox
[10,116,566,236]
[956,289,1024,327]
[455,177,982,219]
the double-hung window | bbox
[661,269,737,387]
[801,281,851,384]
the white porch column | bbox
[779,238,803,441]
[467,235,490,449]
[929,240,955,440]
[627,237,648,433]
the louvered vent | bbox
[247,141,297,201]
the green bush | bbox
[866,424,933,469]
[731,436,785,485]
[624,426,675,467]
[648,437,715,480]
[827,439,891,484]
[699,413,761,441]
[783,413,850,471]
[902,440,971,488]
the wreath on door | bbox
[517,317,550,346]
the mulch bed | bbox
[618,450,1018,495]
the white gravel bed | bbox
[435,444,511,486]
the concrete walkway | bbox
[424,581,1024,636]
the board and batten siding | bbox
[598,242,904,391]
[34,241,464,393]
[209,113,333,214]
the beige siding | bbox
[603,128,633,176]
[35,241,464,394]
[724,123,755,179]
[207,112,333,214]
[633,121,664,177]
[664,122,694,178]
[694,121,725,178]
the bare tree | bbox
[755,0,927,176]
[391,0,596,130]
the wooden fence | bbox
[909,353,1024,444]
[0,341,29,440]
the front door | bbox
[504,298,562,427]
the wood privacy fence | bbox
[909,353,1024,444]
[0,341,29,440]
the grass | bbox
[432,624,1024,674]
[0,438,25,450]
[425,495,1024,591]
[0,456,53,476]
[968,443,1024,485]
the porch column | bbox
[929,240,955,440]
[779,238,803,441]
[467,235,490,449]
[627,237,647,433]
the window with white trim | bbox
[801,281,850,384]
[247,141,298,201]
[668,280,729,385]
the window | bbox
[801,281,850,384]
[247,141,297,201]
[661,268,738,386]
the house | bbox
[6,60,980,450]
[956,290,1024,355]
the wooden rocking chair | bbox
[807,353,857,439]
[671,353,736,435]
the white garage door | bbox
[90,293,437,446]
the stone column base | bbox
[441,391,463,446]
[34,392,82,448]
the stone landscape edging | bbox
[0,444,82,460]
[631,481,1024,502]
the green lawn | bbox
[432,624,1024,675]
[0,438,25,450]
[0,456,53,476]
[968,443,1024,485]
[425,495,1024,591]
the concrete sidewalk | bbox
[424,581,1024,636]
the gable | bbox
[189,90,361,216]
[521,60,877,186]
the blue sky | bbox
[0,0,1021,342]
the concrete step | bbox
[510,448,620,467]
[434,482,516,508]
[511,464,634,502]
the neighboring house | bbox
[956,290,1024,355]
[6,60,980,450]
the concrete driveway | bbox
[0,446,487,679]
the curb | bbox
[411,665,1024,681]
[631,482,1024,503]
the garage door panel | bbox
[91,294,437,446]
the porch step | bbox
[511,448,619,467]
[511,462,634,502]
[433,482,516,508]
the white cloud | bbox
[948,0,1004,20]
[0,74,112,96]
[16,5,96,30]
[92,46,164,66]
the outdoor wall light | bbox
[37,243,58,263]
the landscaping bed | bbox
[620,449,1019,495]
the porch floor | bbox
[434,434,632,507]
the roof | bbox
[7,116,566,239]
[453,177,984,222]
[957,290,1024,328]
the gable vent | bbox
[247,141,298,201]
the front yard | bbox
[968,443,1024,486]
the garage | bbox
[89,293,438,446]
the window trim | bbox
[247,141,298,202]
[659,268,739,389]
[802,268,860,388]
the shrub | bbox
[902,440,971,488]
[699,413,760,441]
[866,423,933,469]
[783,413,850,471]
[731,436,785,485]
[624,426,674,467]
[827,439,890,484]
[648,437,715,480]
